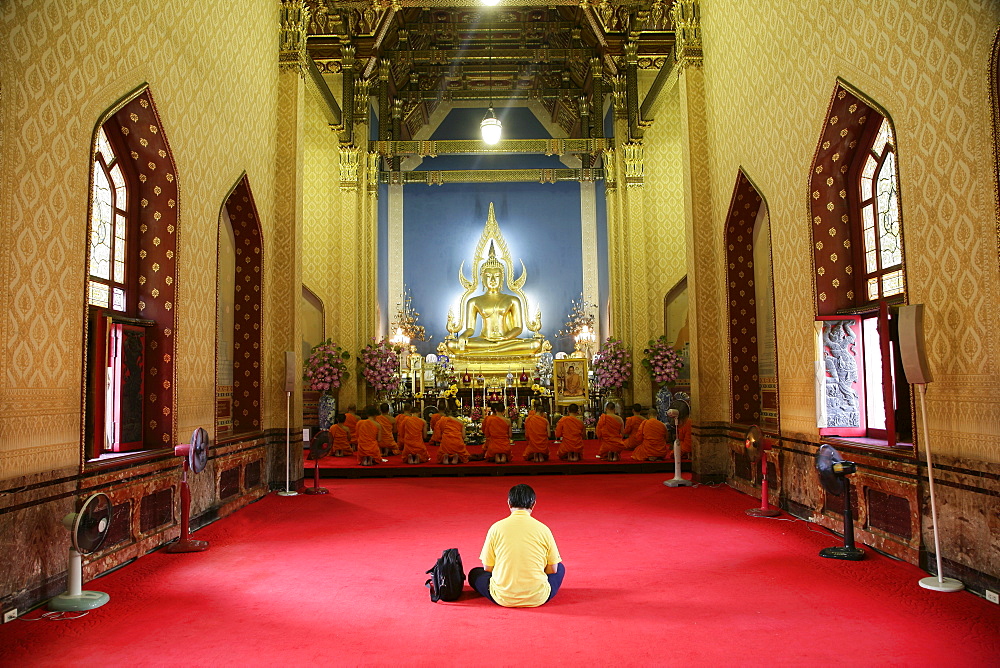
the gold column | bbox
[273,3,307,469]
[677,54,728,477]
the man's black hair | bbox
[490,402,503,412]
[365,405,379,418]
[334,412,347,424]
[508,483,536,510]
[568,403,579,413]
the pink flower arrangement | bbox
[642,335,684,385]
[358,338,402,393]
[303,339,351,392]
[592,337,632,392]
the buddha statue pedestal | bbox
[438,337,550,379]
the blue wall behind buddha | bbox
[403,182,582,357]
[387,107,593,356]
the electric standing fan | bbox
[815,444,864,560]
[166,427,210,553]
[663,396,693,487]
[48,493,112,611]
[744,425,780,517]
[304,431,332,495]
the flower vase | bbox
[318,392,337,431]
[655,385,673,424]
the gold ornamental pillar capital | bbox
[672,0,703,69]
[279,0,310,75]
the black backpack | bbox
[425,548,465,602]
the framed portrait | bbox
[554,358,588,406]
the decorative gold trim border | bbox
[374,138,611,158]
[991,27,1000,273]
[382,168,604,185]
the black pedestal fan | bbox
[815,444,865,561]
[304,431,333,494]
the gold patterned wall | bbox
[693,0,1000,460]
[608,83,688,403]
[302,82,358,408]
[0,0,280,480]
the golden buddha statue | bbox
[439,204,550,371]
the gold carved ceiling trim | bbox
[374,138,610,158]
[383,168,604,184]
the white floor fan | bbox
[663,395,693,487]
[48,493,112,611]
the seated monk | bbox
[436,402,471,464]
[633,412,669,461]
[356,405,386,465]
[481,402,512,462]
[399,405,430,464]
[624,404,644,450]
[522,405,551,462]
[555,404,585,461]
[343,404,360,451]
[376,403,399,456]
[429,401,446,445]
[328,412,352,456]
[674,416,692,461]
[596,402,625,459]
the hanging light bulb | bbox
[481,107,502,144]
[481,23,502,144]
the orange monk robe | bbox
[633,418,669,460]
[677,419,692,459]
[399,415,430,463]
[596,413,626,456]
[375,414,398,454]
[429,411,445,444]
[436,416,470,463]
[344,412,360,445]
[555,415,585,458]
[522,413,551,458]
[624,415,644,450]
[481,414,512,458]
[355,419,382,462]
[328,423,352,454]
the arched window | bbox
[88,127,132,312]
[84,86,178,459]
[855,118,904,304]
[810,82,911,447]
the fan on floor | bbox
[304,430,332,495]
[815,444,864,560]
[663,396,693,487]
[744,425,780,517]
[166,427,210,553]
[48,493,112,611]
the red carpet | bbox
[1,474,997,667]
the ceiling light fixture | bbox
[480,24,502,144]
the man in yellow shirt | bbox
[468,484,565,607]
